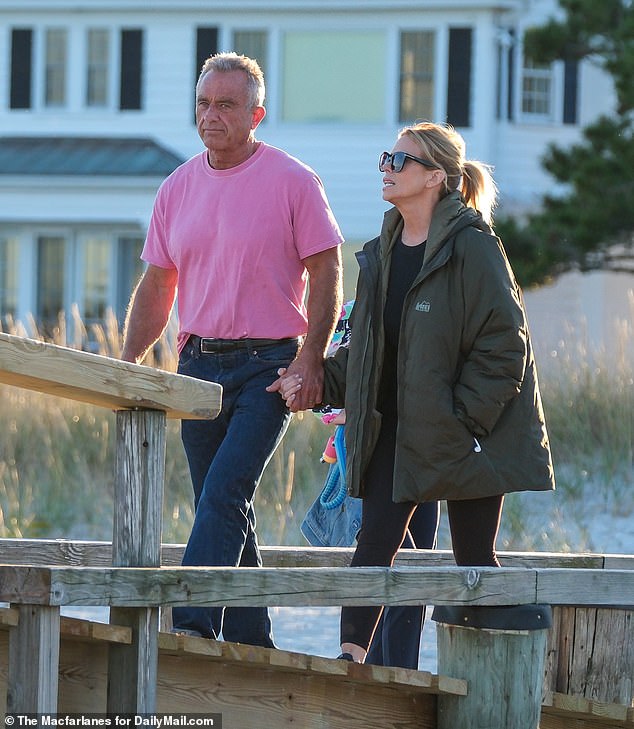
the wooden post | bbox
[434,605,551,729]
[107,409,165,713]
[7,605,60,713]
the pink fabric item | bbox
[142,143,343,351]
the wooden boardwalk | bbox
[0,543,633,727]
[1,331,633,727]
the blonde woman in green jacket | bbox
[269,122,555,663]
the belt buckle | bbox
[199,337,240,354]
[200,338,221,354]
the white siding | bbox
[0,0,622,326]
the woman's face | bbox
[380,135,438,206]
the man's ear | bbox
[252,105,266,129]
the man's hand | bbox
[283,348,325,411]
[266,347,325,412]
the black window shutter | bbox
[119,29,143,110]
[196,27,218,83]
[446,28,472,127]
[563,58,578,125]
[507,29,516,121]
[194,28,218,122]
[10,29,33,109]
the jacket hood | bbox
[380,191,490,262]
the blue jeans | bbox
[172,337,298,646]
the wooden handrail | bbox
[0,538,632,570]
[0,332,221,419]
[0,563,632,609]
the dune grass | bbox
[0,302,632,551]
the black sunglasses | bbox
[378,150,438,173]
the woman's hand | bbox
[266,368,304,409]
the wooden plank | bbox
[159,630,224,657]
[604,555,634,570]
[542,691,634,727]
[0,332,221,419]
[107,607,160,713]
[0,564,632,609]
[0,564,53,603]
[541,711,634,729]
[5,615,634,727]
[0,538,114,566]
[161,633,467,697]
[0,623,445,727]
[544,607,634,705]
[0,539,627,570]
[0,564,533,606]
[0,606,19,627]
[536,568,634,608]
[7,605,60,713]
[154,650,439,729]
[59,616,132,645]
[107,409,164,713]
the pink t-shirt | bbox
[142,142,343,351]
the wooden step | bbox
[0,616,464,727]
[159,629,467,696]
[541,691,634,728]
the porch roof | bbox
[0,136,184,177]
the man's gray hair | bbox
[198,51,265,108]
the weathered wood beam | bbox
[542,691,634,726]
[112,411,164,570]
[7,605,60,713]
[0,332,221,419]
[1,539,631,570]
[1,565,633,609]
[107,409,165,713]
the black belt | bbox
[190,335,298,354]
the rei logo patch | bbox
[415,300,431,313]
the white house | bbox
[0,0,616,334]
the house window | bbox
[233,30,268,82]
[82,237,110,322]
[86,28,110,107]
[45,28,67,106]
[10,26,143,112]
[0,236,19,323]
[399,31,435,123]
[521,56,553,118]
[37,235,66,331]
[282,31,385,123]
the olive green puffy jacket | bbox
[322,192,555,502]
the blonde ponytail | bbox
[402,122,498,224]
[461,160,498,225]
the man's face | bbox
[195,70,264,158]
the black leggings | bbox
[340,419,503,651]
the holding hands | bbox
[267,367,305,410]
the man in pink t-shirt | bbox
[121,52,343,647]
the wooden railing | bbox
[0,332,220,714]
[1,332,633,728]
